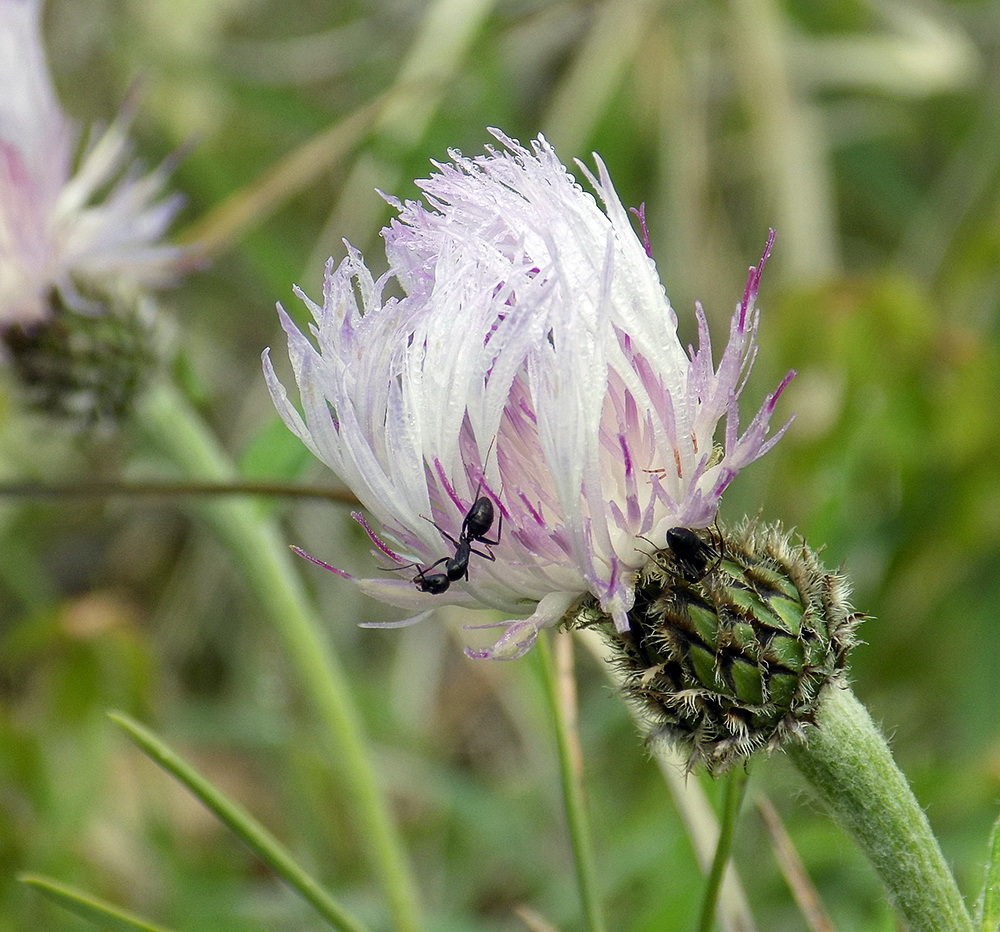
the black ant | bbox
[664,524,724,583]
[402,494,503,594]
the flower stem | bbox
[536,631,607,932]
[697,767,749,932]
[135,381,423,932]
[0,479,357,503]
[575,625,756,932]
[787,685,972,931]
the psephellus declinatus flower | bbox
[266,131,978,929]
[0,0,185,418]
[265,128,799,672]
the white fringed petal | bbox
[268,129,794,657]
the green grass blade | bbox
[19,874,175,932]
[108,711,372,932]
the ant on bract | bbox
[664,523,724,583]
[636,521,724,585]
[399,492,503,595]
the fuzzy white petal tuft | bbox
[268,130,794,658]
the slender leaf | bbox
[108,711,372,932]
[20,874,175,932]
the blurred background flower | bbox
[2,0,998,929]
[0,0,185,420]
[0,0,183,328]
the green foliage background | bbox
[2,0,999,929]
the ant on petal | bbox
[399,492,503,594]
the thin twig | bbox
[755,793,838,932]
[0,480,359,505]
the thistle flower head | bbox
[0,0,184,329]
[265,129,794,659]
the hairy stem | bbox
[788,686,971,931]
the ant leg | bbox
[380,561,420,574]
[388,556,451,579]
[468,544,497,563]
[420,513,461,549]
[476,511,503,547]
[706,520,725,576]
[380,555,450,575]
[634,534,671,573]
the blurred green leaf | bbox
[19,874,175,932]
[238,414,313,483]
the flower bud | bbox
[580,521,863,773]
[2,287,155,423]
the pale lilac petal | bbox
[464,590,578,661]
[0,0,69,190]
[355,576,483,612]
[358,610,435,630]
